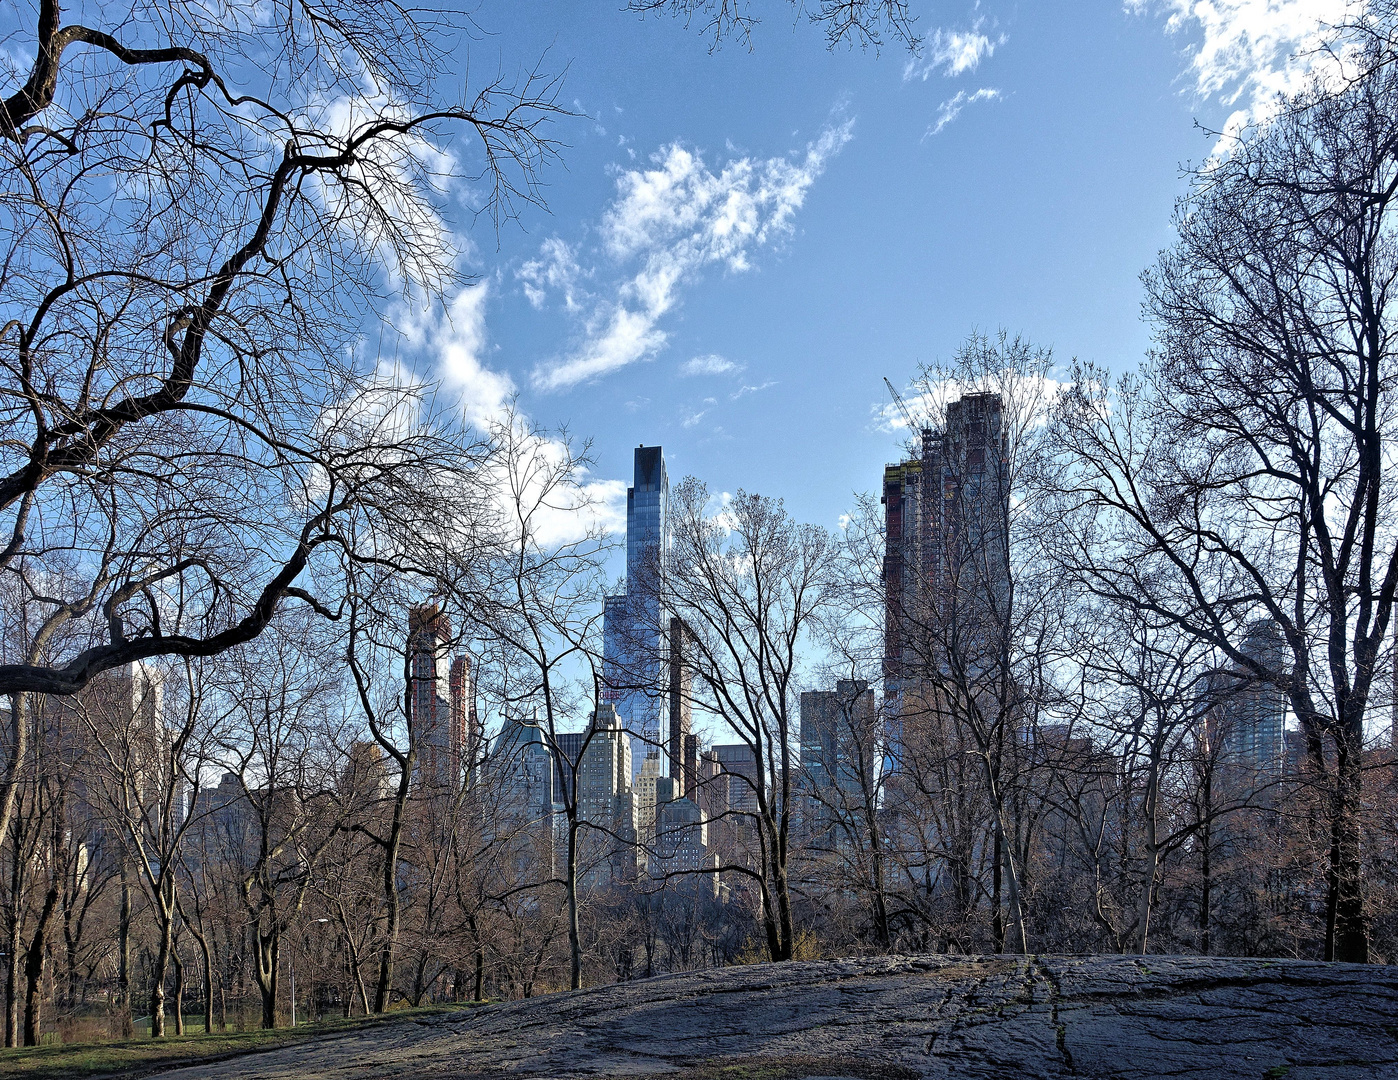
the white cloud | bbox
[731,380,777,400]
[1130,0,1360,155]
[530,118,854,392]
[385,285,627,545]
[904,27,1002,80]
[391,283,515,429]
[482,423,629,549]
[680,353,741,376]
[926,88,1003,137]
[518,236,584,311]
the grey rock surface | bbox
[148,955,1398,1079]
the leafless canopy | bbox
[0,0,561,696]
[626,0,919,52]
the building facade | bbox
[603,446,670,778]
[1201,618,1289,796]
[882,392,1010,768]
[407,604,476,791]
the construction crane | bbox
[883,377,919,434]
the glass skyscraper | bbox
[603,445,669,778]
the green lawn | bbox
[0,1004,480,1080]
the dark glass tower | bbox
[603,446,669,777]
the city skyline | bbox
[2,0,1394,1054]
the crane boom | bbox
[883,377,918,433]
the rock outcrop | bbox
[149,954,1398,1079]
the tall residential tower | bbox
[603,445,670,778]
[882,392,1010,767]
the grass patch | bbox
[0,1003,482,1080]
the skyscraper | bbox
[668,616,693,793]
[488,715,559,874]
[633,751,665,872]
[603,445,670,778]
[882,392,1010,767]
[800,679,873,798]
[1202,619,1289,793]
[576,702,638,884]
[652,793,709,882]
[577,702,634,828]
[406,604,473,791]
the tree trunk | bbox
[991,824,1004,953]
[774,863,795,961]
[342,933,370,1016]
[186,916,215,1034]
[864,793,891,949]
[566,823,582,990]
[1329,733,1368,963]
[116,857,132,1037]
[7,846,22,1047]
[254,930,279,1029]
[0,694,29,908]
[1133,767,1161,955]
[150,915,172,1038]
[172,947,185,1036]
[21,876,60,1046]
[373,766,410,1014]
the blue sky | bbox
[396,1,1351,545]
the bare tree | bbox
[870,335,1072,954]
[1049,8,1398,961]
[658,479,835,962]
[471,418,613,991]
[0,1,560,701]
[212,623,347,1028]
[79,659,217,1037]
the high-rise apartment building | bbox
[552,731,587,807]
[1202,619,1289,792]
[407,604,476,791]
[800,679,873,798]
[577,703,634,828]
[450,654,483,782]
[488,715,560,875]
[490,716,557,815]
[882,392,1010,766]
[603,446,670,778]
[710,744,760,814]
[696,748,731,828]
[575,702,638,884]
[633,752,665,872]
[651,794,709,882]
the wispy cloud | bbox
[1130,0,1358,155]
[518,237,584,312]
[391,284,626,544]
[926,88,1003,137]
[731,380,777,400]
[904,25,1004,80]
[392,283,515,429]
[529,117,854,392]
[681,353,742,376]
